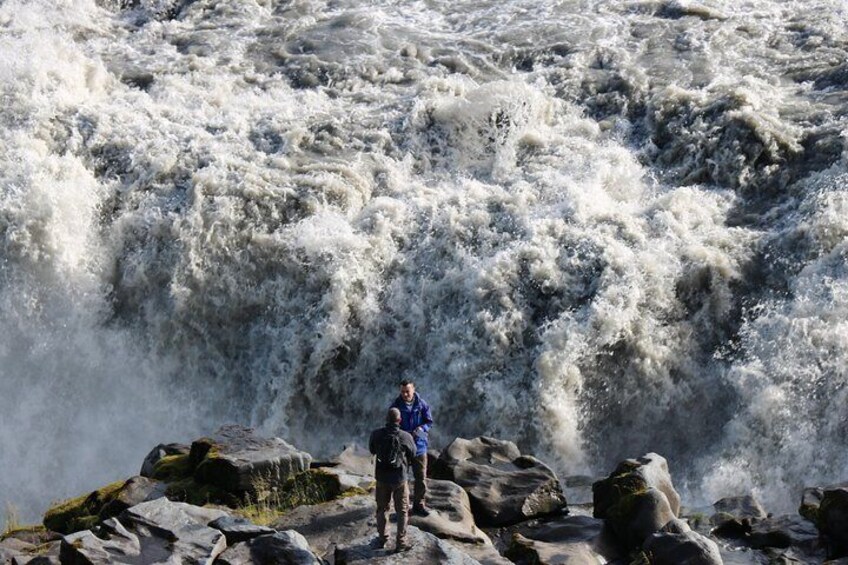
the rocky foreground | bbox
[2,425,847,564]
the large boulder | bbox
[799,482,848,524]
[334,526,482,564]
[592,453,680,550]
[642,530,722,565]
[119,497,228,562]
[58,496,231,565]
[748,515,818,551]
[817,487,848,558]
[432,437,566,526]
[214,531,323,565]
[191,425,313,494]
[410,479,490,545]
[711,494,767,538]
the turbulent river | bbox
[2,0,848,520]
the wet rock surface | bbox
[592,453,680,550]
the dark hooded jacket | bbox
[368,423,416,484]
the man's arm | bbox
[368,430,378,455]
[419,399,434,433]
[401,431,417,461]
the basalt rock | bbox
[748,515,818,551]
[432,437,566,527]
[818,486,848,558]
[118,497,229,562]
[214,531,324,565]
[191,425,313,494]
[642,529,722,565]
[271,494,376,559]
[409,479,491,545]
[503,515,619,564]
[711,494,767,538]
[42,477,165,535]
[208,515,276,545]
[334,526,481,564]
[140,443,190,478]
[592,453,680,550]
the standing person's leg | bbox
[375,482,391,546]
[412,454,428,512]
[392,480,410,549]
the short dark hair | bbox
[387,407,401,424]
[400,379,415,388]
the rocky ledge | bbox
[2,425,847,564]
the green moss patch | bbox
[232,468,357,526]
[43,480,125,534]
[151,454,194,482]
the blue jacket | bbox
[391,393,433,456]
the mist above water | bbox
[1,0,847,520]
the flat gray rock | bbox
[331,444,374,477]
[119,497,229,563]
[271,494,376,559]
[410,479,490,545]
[60,520,142,565]
[214,531,323,565]
[334,526,482,564]
[191,425,313,493]
[208,515,275,545]
[433,437,566,527]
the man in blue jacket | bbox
[391,379,434,516]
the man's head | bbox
[399,379,415,403]
[386,407,401,425]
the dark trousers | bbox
[375,480,408,544]
[412,454,427,507]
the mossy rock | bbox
[151,453,195,482]
[232,468,364,526]
[43,480,125,534]
[164,477,238,507]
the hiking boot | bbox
[395,541,412,553]
[413,504,431,516]
[373,536,388,549]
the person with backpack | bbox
[369,407,417,551]
[391,379,434,516]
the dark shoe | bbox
[373,536,388,549]
[395,542,412,553]
[413,504,431,516]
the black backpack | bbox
[376,430,405,469]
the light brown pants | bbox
[375,480,409,545]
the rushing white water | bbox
[1,0,847,520]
